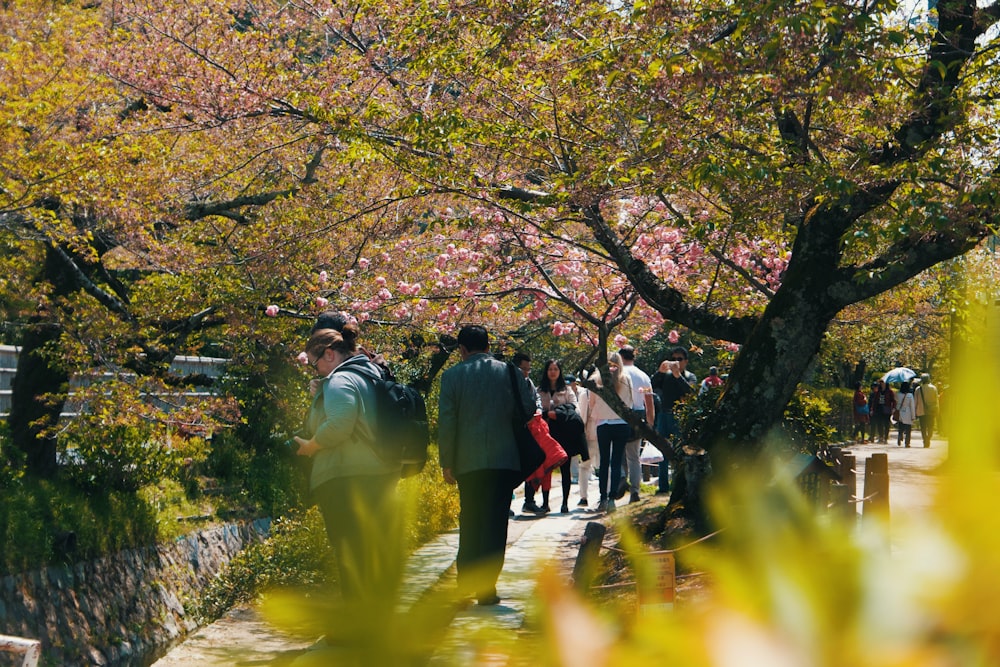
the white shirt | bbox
[623,364,652,411]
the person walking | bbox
[588,353,634,513]
[511,351,543,514]
[294,325,403,647]
[571,372,600,508]
[895,380,916,447]
[618,345,654,504]
[438,325,539,606]
[870,379,896,444]
[914,373,939,448]
[536,360,587,513]
[852,381,870,444]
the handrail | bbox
[0,635,41,667]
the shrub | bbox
[193,507,335,623]
[399,446,460,549]
[0,476,159,575]
[676,386,834,455]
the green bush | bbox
[0,477,159,575]
[399,446,460,549]
[194,449,459,622]
[813,386,855,439]
[779,390,835,453]
[192,507,335,623]
[676,386,834,455]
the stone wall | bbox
[0,519,269,666]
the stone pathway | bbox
[152,476,603,666]
[152,438,949,665]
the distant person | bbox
[437,326,538,606]
[570,372,600,508]
[588,352,634,513]
[294,325,403,643]
[536,360,587,514]
[914,373,939,448]
[698,366,724,395]
[511,351,543,513]
[852,381,870,444]
[869,378,895,444]
[895,381,916,447]
[618,345,654,504]
[651,346,697,493]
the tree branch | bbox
[50,244,133,318]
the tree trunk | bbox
[8,246,75,477]
[665,212,847,521]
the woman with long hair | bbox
[535,359,587,513]
[588,353,634,513]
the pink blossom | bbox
[318,270,328,283]
[265,305,279,317]
[614,334,629,348]
[297,352,309,365]
[375,276,387,287]
[377,288,392,300]
[668,329,680,344]
[357,258,370,269]
[552,321,565,336]
[346,269,355,278]
[490,302,500,313]
[316,297,329,308]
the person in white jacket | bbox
[895,380,916,447]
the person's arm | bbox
[437,371,458,479]
[294,375,362,455]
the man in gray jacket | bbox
[438,325,538,606]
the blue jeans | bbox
[656,412,680,492]
[597,423,630,501]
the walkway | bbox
[153,437,949,665]
[152,478,602,666]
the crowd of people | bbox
[852,372,941,448]
[292,317,709,615]
[288,314,946,629]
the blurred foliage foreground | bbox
[255,328,998,666]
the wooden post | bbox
[840,453,856,507]
[573,521,607,590]
[863,453,890,522]
[829,482,851,517]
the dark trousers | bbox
[597,423,630,501]
[314,473,402,605]
[456,469,517,599]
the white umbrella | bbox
[882,367,917,384]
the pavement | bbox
[151,476,604,666]
[841,433,948,516]
[152,436,949,665]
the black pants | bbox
[314,473,402,606]
[456,469,517,600]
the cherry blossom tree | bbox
[5,0,1000,485]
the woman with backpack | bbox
[294,324,403,651]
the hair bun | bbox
[340,322,360,343]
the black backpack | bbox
[336,363,430,478]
